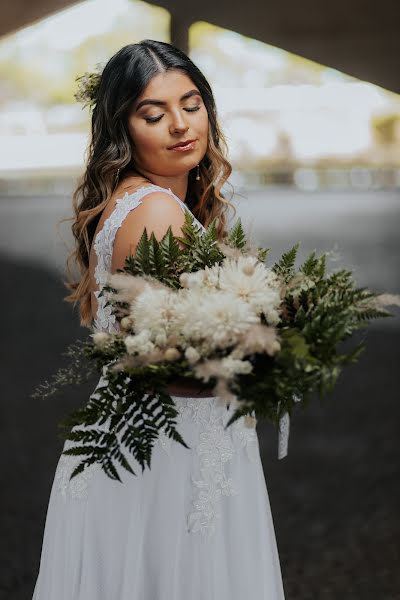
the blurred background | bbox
[0,1,399,598]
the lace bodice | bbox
[92,184,206,334]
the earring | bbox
[114,167,120,187]
[195,164,200,181]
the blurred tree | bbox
[371,114,400,146]
[0,0,169,109]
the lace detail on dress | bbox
[92,191,144,334]
[54,372,116,501]
[231,415,259,463]
[92,185,206,334]
[167,397,258,538]
[54,450,102,502]
[154,423,174,457]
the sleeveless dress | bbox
[32,184,286,599]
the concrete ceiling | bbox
[1,0,399,93]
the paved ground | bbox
[1,187,399,599]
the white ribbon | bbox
[278,410,290,459]
[277,394,301,459]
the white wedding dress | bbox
[32,184,286,599]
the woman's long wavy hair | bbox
[63,39,235,328]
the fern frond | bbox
[272,242,300,282]
[133,227,150,273]
[148,232,166,277]
[58,372,191,482]
[300,250,327,279]
[159,226,182,266]
[257,247,270,263]
[175,211,199,247]
[227,218,247,249]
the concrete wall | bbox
[1,0,399,92]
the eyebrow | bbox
[135,89,201,112]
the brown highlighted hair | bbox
[63,39,235,328]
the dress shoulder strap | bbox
[121,184,205,234]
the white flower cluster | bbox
[92,256,284,398]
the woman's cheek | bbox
[200,120,209,152]
[136,129,159,155]
[200,114,209,140]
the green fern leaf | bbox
[228,218,246,249]
[159,227,182,268]
[299,250,327,279]
[257,247,270,263]
[175,210,199,247]
[134,227,150,273]
[272,242,300,282]
[148,232,166,277]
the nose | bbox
[169,110,189,135]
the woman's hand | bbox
[166,376,216,398]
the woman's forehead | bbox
[134,71,198,105]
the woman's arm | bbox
[111,190,187,272]
[111,191,215,398]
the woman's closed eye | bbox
[145,106,201,123]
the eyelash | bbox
[145,106,201,123]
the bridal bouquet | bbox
[32,213,398,482]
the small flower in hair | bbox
[74,62,104,109]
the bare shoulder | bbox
[111,184,186,273]
[116,187,186,237]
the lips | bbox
[168,139,196,149]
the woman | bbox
[32,39,286,599]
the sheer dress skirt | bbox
[32,377,285,599]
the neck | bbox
[131,167,189,203]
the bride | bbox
[32,39,286,599]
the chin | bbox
[167,160,198,173]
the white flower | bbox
[120,316,133,331]
[106,273,150,303]
[194,355,253,382]
[179,265,220,290]
[91,332,110,347]
[177,289,258,350]
[216,240,246,259]
[184,346,201,364]
[154,331,168,347]
[179,272,190,288]
[179,270,205,288]
[164,347,181,361]
[235,323,281,357]
[193,358,221,382]
[130,286,178,341]
[124,331,155,355]
[202,264,220,288]
[218,256,282,324]
[220,355,253,378]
